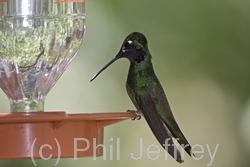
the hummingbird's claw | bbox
[126,110,142,120]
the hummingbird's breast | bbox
[126,63,156,112]
[126,69,141,110]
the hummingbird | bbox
[90,32,193,163]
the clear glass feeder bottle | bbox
[0,0,86,112]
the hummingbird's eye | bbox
[125,40,133,48]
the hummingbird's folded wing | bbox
[139,93,183,163]
[156,92,194,157]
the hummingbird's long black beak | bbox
[90,54,122,82]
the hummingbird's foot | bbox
[126,110,142,120]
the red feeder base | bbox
[0,112,134,160]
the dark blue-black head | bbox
[91,32,150,81]
[119,32,150,63]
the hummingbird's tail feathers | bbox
[163,118,194,157]
[139,94,184,163]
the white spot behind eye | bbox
[123,40,133,51]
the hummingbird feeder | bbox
[0,0,134,160]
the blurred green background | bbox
[1,0,250,166]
